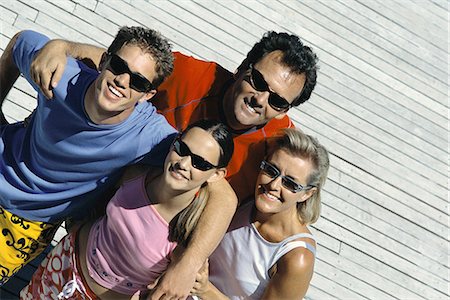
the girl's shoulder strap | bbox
[269,233,316,269]
[284,232,315,244]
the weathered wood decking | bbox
[0,0,448,299]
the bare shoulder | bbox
[263,240,316,299]
[277,244,315,275]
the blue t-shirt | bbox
[0,30,176,222]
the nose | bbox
[177,155,191,169]
[267,174,282,190]
[114,73,131,89]
[251,91,270,108]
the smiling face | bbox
[85,44,157,124]
[163,127,223,192]
[255,148,316,218]
[223,50,306,131]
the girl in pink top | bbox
[20,120,234,299]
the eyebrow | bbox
[254,65,291,101]
[181,139,216,163]
[268,161,305,183]
[257,68,277,93]
[117,54,151,80]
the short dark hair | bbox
[239,31,318,107]
[107,26,174,88]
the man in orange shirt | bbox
[28,31,318,299]
[32,31,317,202]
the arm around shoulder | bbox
[30,38,106,99]
[189,177,238,259]
[262,247,315,300]
[0,31,22,108]
[150,178,237,299]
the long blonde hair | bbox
[267,128,329,224]
[168,185,209,247]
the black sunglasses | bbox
[260,160,315,193]
[247,64,291,111]
[173,138,219,171]
[106,53,154,92]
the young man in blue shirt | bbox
[0,27,177,285]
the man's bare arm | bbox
[151,178,238,299]
[30,39,105,99]
[0,32,22,125]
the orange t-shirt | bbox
[152,52,294,201]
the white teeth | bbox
[109,85,122,97]
[170,166,188,180]
[265,192,278,200]
[244,100,256,114]
[175,171,184,178]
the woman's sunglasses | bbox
[173,138,218,171]
[106,53,154,92]
[260,160,315,193]
[247,64,292,111]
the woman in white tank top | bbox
[192,128,330,300]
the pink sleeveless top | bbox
[85,173,177,295]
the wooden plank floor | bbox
[1,0,448,299]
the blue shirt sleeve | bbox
[140,132,177,166]
[12,30,50,93]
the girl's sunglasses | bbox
[247,64,292,111]
[173,138,218,171]
[260,160,315,193]
[106,53,154,92]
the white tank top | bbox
[208,201,316,299]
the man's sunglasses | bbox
[106,53,154,92]
[260,160,315,193]
[173,138,219,171]
[247,64,292,111]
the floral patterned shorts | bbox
[19,230,98,300]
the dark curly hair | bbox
[238,31,318,107]
[107,26,174,88]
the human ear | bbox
[98,52,108,70]
[138,89,157,103]
[232,68,243,81]
[298,187,317,203]
[234,58,249,79]
[206,168,227,183]
[274,112,287,120]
